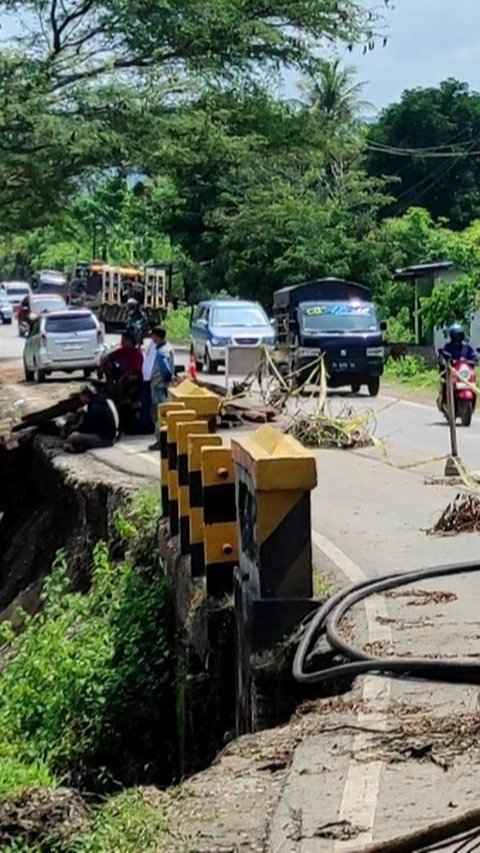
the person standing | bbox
[149,327,175,451]
[139,332,157,434]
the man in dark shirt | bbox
[64,385,119,453]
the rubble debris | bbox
[386,588,457,606]
[288,405,376,449]
[0,787,89,848]
[427,492,480,536]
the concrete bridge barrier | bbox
[201,446,238,597]
[187,434,223,578]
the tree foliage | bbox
[367,79,480,229]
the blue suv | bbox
[191,299,275,373]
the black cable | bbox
[293,561,480,687]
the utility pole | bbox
[444,361,462,476]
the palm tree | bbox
[301,59,373,126]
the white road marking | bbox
[312,529,392,850]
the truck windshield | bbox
[299,303,379,334]
[212,306,268,327]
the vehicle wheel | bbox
[205,350,218,374]
[368,378,380,397]
[4,318,12,325]
[195,359,203,372]
[459,399,473,427]
[83,369,92,379]
[351,382,361,394]
[34,363,46,384]
[23,361,34,382]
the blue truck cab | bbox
[273,278,386,396]
[191,298,275,373]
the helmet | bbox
[449,323,465,342]
[126,297,138,306]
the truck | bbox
[272,277,386,396]
[69,261,170,332]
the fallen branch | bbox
[288,405,376,449]
[427,493,480,536]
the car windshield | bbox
[7,287,30,299]
[45,314,96,333]
[211,305,268,327]
[300,303,379,334]
[31,299,66,312]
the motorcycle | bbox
[438,356,477,427]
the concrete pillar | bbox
[187,434,223,578]
[159,402,185,517]
[201,446,238,597]
[166,409,197,537]
[177,421,210,555]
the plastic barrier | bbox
[188,434,223,577]
[201,446,238,596]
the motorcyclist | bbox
[125,297,147,345]
[438,324,478,407]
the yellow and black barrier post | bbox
[159,402,185,517]
[177,421,210,555]
[166,409,197,537]
[201,446,238,596]
[231,425,318,734]
[169,378,221,432]
[188,434,223,578]
[231,425,317,599]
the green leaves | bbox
[0,491,174,793]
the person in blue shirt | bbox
[148,326,175,451]
[438,324,478,407]
[438,324,478,364]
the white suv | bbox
[23,309,105,382]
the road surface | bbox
[2,320,480,849]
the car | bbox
[0,287,13,324]
[35,269,69,298]
[191,298,275,373]
[3,282,32,318]
[17,293,67,337]
[23,309,105,383]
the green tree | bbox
[300,59,372,127]
[367,79,480,228]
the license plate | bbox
[62,344,82,351]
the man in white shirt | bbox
[138,332,157,434]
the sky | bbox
[1,0,480,113]
[345,0,480,111]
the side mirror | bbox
[380,320,387,332]
[270,318,275,326]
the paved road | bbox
[3,321,480,848]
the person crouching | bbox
[64,384,119,453]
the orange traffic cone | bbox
[188,345,198,381]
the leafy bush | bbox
[384,355,438,389]
[385,307,414,344]
[0,491,175,794]
[420,276,479,332]
[164,307,191,343]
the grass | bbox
[383,355,439,392]
[68,790,168,853]
[164,307,191,344]
[0,756,57,803]
[313,573,334,599]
